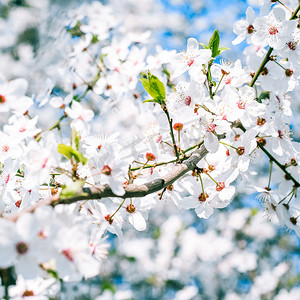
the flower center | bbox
[0,95,6,104]
[225,77,232,85]
[185,96,192,106]
[167,184,174,191]
[173,123,183,131]
[237,101,246,109]
[208,164,215,172]
[285,69,293,77]
[287,41,297,51]
[216,182,225,191]
[2,145,9,152]
[187,58,194,67]
[146,152,156,161]
[247,24,254,34]
[16,242,29,255]
[261,67,268,76]
[38,231,47,239]
[102,165,112,175]
[268,26,278,35]
[105,214,113,224]
[198,192,209,202]
[22,290,34,297]
[257,137,266,147]
[257,117,266,126]
[236,147,245,156]
[15,200,22,208]
[126,204,136,213]
[206,123,215,132]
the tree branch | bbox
[51,143,208,206]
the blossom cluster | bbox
[0,0,300,298]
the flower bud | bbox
[126,204,136,213]
[257,117,266,126]
[102,165,112,175]
[146,152,156,161]
[0,95,6,104]
[216,182,225,191]
[236,147,245,156]
[285,69,293,77]
[247,25,254,34]
[198,192,209,202]
[105,214,113,224]
[257,137,266,147]
[173,123,183,131]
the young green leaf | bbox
[60,179,85,198]
[142,99,160,104]
[209,29,220,58]
[57,144,88,165]
[199,43,209,49]
[257,90,270,103]
[57,144,74,159]
[219,47,230,52]
[215,47,230,56]
[141,71,166,103]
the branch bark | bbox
[51,143,208,206]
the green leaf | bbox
[258,90,270,102]
[199,43,209,49]
[91,34,99,44]
[141,71,166,103]
[215,47,230,56]
[219,47,230,52]
[162,68,171,78]
[47,269,62,282]
[71,128,81,150]
[60,180,85,198]
[207,70,212,82]
[251,208,259,216]
[57,144,88,165]
[66,21,84,37]
[101,279,116,294]
[57,144,74,159]
[142,99,160,104]
[209,29,220,58]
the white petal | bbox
[8,78,28,96]
[195,204,214,219]
[219,186,236,201]
[204,132,219,153]
[187,38,199,51]
[128,212,147,231]
[181,196,200,209]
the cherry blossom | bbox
[252,7,297,50]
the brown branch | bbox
[51,143,208,206]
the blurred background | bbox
[0,0,300,299]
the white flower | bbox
[0,213,52,279]
[122,197,155,231]
[8,275,59,299]
[22,136,57,190]
[232,7,256,45]
[252,7,297,50]
[65,101,94,132]
[0,77,33,115]
[53,225,101,281]
[172,38,212,79]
